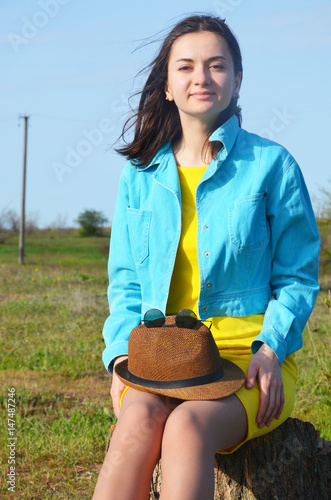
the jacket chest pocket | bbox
[228,193,267,251]
[126,207,152,264]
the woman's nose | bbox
[193,65,211,85]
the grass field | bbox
[0,225,330,499]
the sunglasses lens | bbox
[176,309,198,329]
[143,309,165,328]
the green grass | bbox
[0,230,114,499]
[0,225,330,499]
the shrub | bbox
[76,209,108,236]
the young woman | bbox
[93,15,320,500]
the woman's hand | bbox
[246,343,284,428]
[110,355,128,418]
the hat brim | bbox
[115,358,245,401]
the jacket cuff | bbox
[251,329,287,366]
[102,340,129,375]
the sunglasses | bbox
[141,308,210,330]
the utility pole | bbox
[19,115,29,265]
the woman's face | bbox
[165,31,241,127]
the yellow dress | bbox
[120,166,298,454]
[166,167,298,453]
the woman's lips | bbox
[190,92,215,100]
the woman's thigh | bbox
[161,394,248,454]
[101,388,178,480]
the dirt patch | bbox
[1,370,111,403]
[0,292,28,303]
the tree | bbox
[0,207,19,243]
[76,209,108,236]
[49,213,68,230]
[148,418,331,499]
[25,210,40,235]
[5,209,19,232]
[313,177,331,220]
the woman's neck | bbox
[173,116,215,167]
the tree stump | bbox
[149,418,331,500]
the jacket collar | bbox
[209,115,240,162]
[134,114,240,171]
[133,142,172,171]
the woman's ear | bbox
[233,72,242,98]
[164,82,173,101]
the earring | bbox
[165,95,169,101]
[235,93,240,99]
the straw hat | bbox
[115,316,245,400]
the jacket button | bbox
[204,252,209,257]
[207,282,211,288]
[204,306,208,311]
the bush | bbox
[76,209,108,236]
[0,207,19,243]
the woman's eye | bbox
[178,64,225,71]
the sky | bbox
[1,0,331,228]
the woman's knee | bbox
[162,405,206,451]
[118,393,171,436]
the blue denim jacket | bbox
[103,116,320,373]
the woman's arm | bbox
[251,156,320,366]
[102,167,142,374]
[249,156,319,426]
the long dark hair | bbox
[116,15,243,167]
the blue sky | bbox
[1,0,330,228]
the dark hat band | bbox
[126,365,224,390]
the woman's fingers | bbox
[248,344,284,428]
[257,376,279,428]
[245,359,259,389]
[256,379,271,427]
[274,384,285,420]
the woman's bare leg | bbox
[92,388,175,500]
[159,395,247,500]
